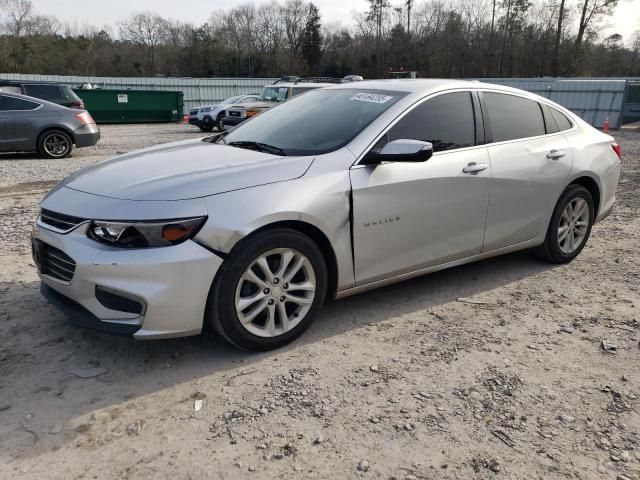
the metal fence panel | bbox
[0,73,277,111]
[2,73,637,127]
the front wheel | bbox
[206,229,328,351]
[533,184,594,263]
[199,117,214,132]
[37,130,73,159]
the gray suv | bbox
[0,92,100,158]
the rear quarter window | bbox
[1,96,40,110]
[484,92,545,142]
[549,107,573,131]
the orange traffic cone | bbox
[603,116,610,133]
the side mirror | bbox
[365,139,433,164]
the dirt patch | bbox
[0,127,639,479]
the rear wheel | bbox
[206,229,327,351]
[37,130,73,159]
[533,184,594,263]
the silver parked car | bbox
[188,94,259,132]
[33,80,621,350]
[0,92,100,158]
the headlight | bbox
[88,217,206,248]
[200,107,212,113]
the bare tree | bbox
[282,0,308,71]
[0,0,33,36]
[119,12,169,73]
[575,0,618,48]
[551,0,566,76]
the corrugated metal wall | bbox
[478,78,629,128]
[0,73,277,111]
[1,73,634,127]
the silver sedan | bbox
[32,80,621,350]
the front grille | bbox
[34,241,76,282]
[190,109,198,115]
[39,208,86,232]
[229,111,240,117]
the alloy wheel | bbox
[43,133,70,158]
[234,248,316,338]
[558,197,589,254]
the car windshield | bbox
[223,89,406,156]
[259,86,289,102]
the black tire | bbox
[533,184,594,263]
[206,229,328,351]
[199,117,214,132]
[215,113,225,131]
[37,129,73,159]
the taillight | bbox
[611,143,622,159]
[71,100,85,109]
[75,111,95,125]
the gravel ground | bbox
[0,126,639,479]
[0,123,201,188]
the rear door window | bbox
[1,96,40,111]
[23,84,61,101]
[383,91,476,152]
[484,92,545,142]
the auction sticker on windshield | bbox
[350,93,393,104]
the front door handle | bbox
[462,162,488,174]
[546,149,566,160]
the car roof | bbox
[264,82,338,88]
[325,78,539,98]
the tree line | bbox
[0,0,638,79]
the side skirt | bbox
[334,238,541,300]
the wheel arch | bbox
[568,175,601,218]
[37,125,76,146]
[233,220,339,299]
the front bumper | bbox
[73,124,101,148]
[188,117,202,126]
[33,222,223,339]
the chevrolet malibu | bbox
[33,80,621,351]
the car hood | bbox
[229,101,277,110]
[64,138,314,201]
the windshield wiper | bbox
[227,141,287,156]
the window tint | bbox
[224,88,406,155]
[484,93,545,142]
[549,107,572,131]
[541,104,559,134]
[384,92,476,152]
[24,84,61,100]
[61,86,82,102]
[291,86,317,96]
[1,96,40,110]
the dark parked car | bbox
[0,92,100,158]
[0,80,85,109]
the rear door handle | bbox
[546,149,566,160]
[462,162,488,174]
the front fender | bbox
[197,171,355,290]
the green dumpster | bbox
[73,89,184,124]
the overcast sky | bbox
[32,0,639,45]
